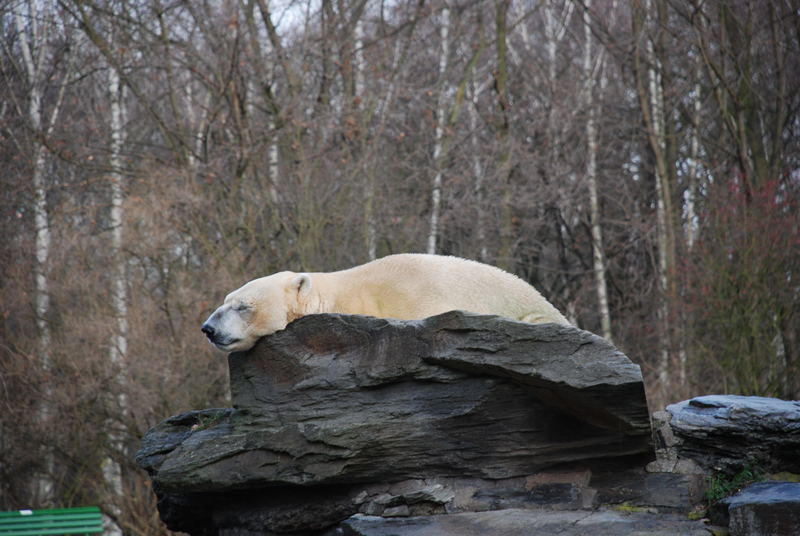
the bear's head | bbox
[201,272,315,352]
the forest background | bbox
[1,0,798,533]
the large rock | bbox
[667,395,800,474]
[137,311,652,534]
[712,481,800,536]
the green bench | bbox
[0,507,103,536]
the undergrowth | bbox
[704,466,764,505]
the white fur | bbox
[202,254,570,352]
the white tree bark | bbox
[544,1,573,88]
[583,0,612,341]
[427,5,450,255]
[677,50,703,388]
[14,0,71,506]
[354,17,365,102]
[16,7,51,364]
[109,67,128,388]
[685,55,701,250]
[263,30,280,205]
[354,16,378,260]
[268,117,280,204]
[185,79,212,174]
[102,59,127,536]
[467,79,489,262]
[643,0,671,388]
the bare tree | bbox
[543,0,574,181]
[101,55,127,536]
[493,0,514,268]
[583,0,612,341]
[684,52,702,251]
[467,76,490,262]
[631,0,678,392]
[427,4,451,255]
[689,0,791,195]
[10,0,74,505]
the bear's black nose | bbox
[201,323,216,339]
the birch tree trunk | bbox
[354,17,365,101]
[583,0,612,341]
[102,60,127,536]
[354,17,378,260]
[467,78,489,263]
[494,0,513,269]
[649,30,670,390]
[427,5,450,255]
[678,52,702,388]
[649,6,672,391]
[685,54,701,251]
[241,0,278,203]
[267,114,280,205]
[14,1,71,506]
[185,79,212,174]
[632,0,677,394]
[27,38,54,513]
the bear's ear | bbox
[291,273,312,297]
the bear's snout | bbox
[201,312,244,351]
[201,322,216,339]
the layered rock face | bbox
[137,312,654,535]
[666,395,800,474]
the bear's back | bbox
[343,254,567,324]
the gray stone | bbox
[422,314,650,434]
[354,474,596,514]
[370,494,395,506]
[647,410,684,473]
[713,481,800,536]
[326,509,712,536]
[592,469,706,512]
[381,505,410,517]
[135,408,234,473]
[137,312,653,534]
[474,482,583,510]
[667,395,800,473]
[399,484,454,505]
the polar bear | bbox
[201,253,569,352]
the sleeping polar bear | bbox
[201,253,570,352]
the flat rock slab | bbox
[713,481,800,536]
[667,395,800,473]
[422,313,648,432]
[327,509,712,536]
